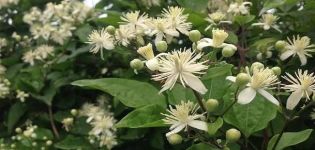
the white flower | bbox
[282,70,315,110]
[227,1,252,15]
[115,25,136,46]
[120,11,148,32]
[147,18,179,43]
[137,43,159,71]
[227,67,279,105]
[162,101,208,137]
[280,35,315,66]
[22,51,36,66]
[34,45,54,60]
[16,90,29,102]
[87,28,115,54]
[162,6,192,35]
[80,103,106,123]
[197,29,236,50]
[62,117,74,132]
[89,116,116,136]
[0,78,10,99]
[152,49,208,94]
[252,13,280,32]
[0,64,6,75]
[205,12,232,31]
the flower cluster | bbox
[22,45,54,66]
[23,0,91,45]
[80,102,117,149]
[87,6,192,56]
[227,1,252,15]
[0,66,10,99]
[0,0,19,9]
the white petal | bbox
[237,87,256,104]
[280,50,294,60]
[297,53,307,66]
[166,124,186,137]
[257,89,279,106]
[146,58,159,71]
[188,120,208,131]
[286,90,303,110]
[226,76,236,82]
[182,72,208,94]
[197,38,213,50]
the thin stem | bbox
[220,86,239,116]
[192,90,207,113]
[272,119,288,150]
[48,106,60,139]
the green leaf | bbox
[186,143,219,150]
[54,135,92,149]
[116,104,167,128]
[33,128,54,140]
[7,102,28,133]
[167,84,195,105]
[234,15,255,26]
[75,24,92,42]
[176,0,209,13]
[95,11,121,26]
[72,78,166,108]
[208,117,223,136]
[267,129,313,150]
[223,85,278,137]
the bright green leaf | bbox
[208,117,223,136]
[54,135,92,149]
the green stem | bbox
[220,86,239,116]
[192,90,207,113]
[271,119,288,150]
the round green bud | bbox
[46,140,53,146]
[15,127,22,133]
[130,59,144,70]
[32,142,37,147]
[167,134,183,145]
[266,51,272,58]
[235,73,250,86]
[11,144,16,148]
[188,30,201,42]
[105,25,116,35]
[256,53,263,61]
[71,109,78,116]
[275,40,286,50]
[226,128,241,142]
[222,46,236,57]
[205,99,219,112]
[156,41,168,52]
[271,66,281,76]
[251,62,264,72]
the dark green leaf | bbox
[54,135,92,149]
[186,143,219,150]
[7,102,28,133]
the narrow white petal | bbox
[297,53,307,66]
[197,38,213,50]
[182,72,208,94]
[237,87,256,104]
[188,120,208,131]
[286,90,303,110]
[280,50,294,60]
[146,58,159,71]
[226,76,236,82]
[257,89,279,106]
[166,124,186,137]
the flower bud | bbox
[212,29,228,47]
[188,30,201,42]
[226,128,241,142]
[222,45,236,57]
[275,40,286,50]
[235,73,250,86]
[130,59,144,71]
[105,25,116,35]
[15,127,22,133]
[250,62,264,72]
[32,142,37,147]
[71,109,78,116]
[156,41,168,52]
[266,51,272,58]
[46,140,53,146]
[206,99,219,112]
[167,134,183,145]
[256,53,263,61]
[271,66,281,76]
[146,58,159,71]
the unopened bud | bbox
[271,66,281,76]
[226,128,241,142]
[167,134,183,145]
[145,58,159,71]
[15,127,22,133]
[188,30,201,42]
[212,29,228,47]
[71,109,78,116]
[130,59,144,71]
[275,40,286,50]
[222,45,237,57]
[46,140,53,146]
[235,73,250,86]
[206,99,219,112]
[32,142,37,147]
[266,51,272,58]
[156,41,168,52]
[256,53,263,60]
[105,25,116,35]
[251,62,264,71]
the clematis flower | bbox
[87,28,115,54]
[282,70,315,110]
[197,29,236,50]
[162,6,192,35]
[227,1,252,15]
[226,67,279,105]
[252,13,281,32]
[120,11,148,32]
[152,48,208,94]
[280,35,315,66]
[137,43,159,71]
[147,18,179,43]
[162,101,208,137]
[205,12,232,31]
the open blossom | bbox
[282,70,315,110]
[162,6,192,35]
[280,35,315,66]
[205,12,232,31]
[120,11,148,32]
[147,18,179,43]
[16,90,29,102]
[137,43,159,71]
[252,13,280,32]
[197,29,236,50]
[227,1,252,15]
[115,25,136,46]
[87,28,115,54]
[34,45,54,60]
[152,49,208,94]
[22,51,36,65]
[227,67,279,105]
[162,101,208,137]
